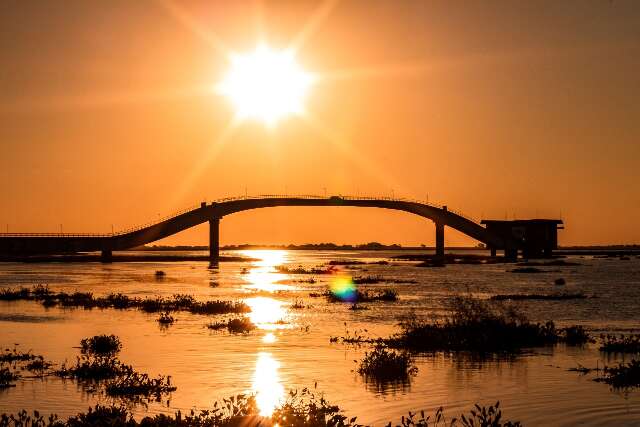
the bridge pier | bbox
[100,249,112,263]
[209,218,220,268]
[435,222,445,265]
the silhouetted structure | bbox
[0,195,561,264]
[481,219,563,259]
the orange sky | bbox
[0,1,639,246]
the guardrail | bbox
[0,194,479,237]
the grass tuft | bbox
[207,317,256,334]
[80,335,122,356]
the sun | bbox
[216,44,314,126]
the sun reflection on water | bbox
[252,352,284,416]
[241,250,292,293]
[244,297,290,330]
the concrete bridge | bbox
[0,195,515,264]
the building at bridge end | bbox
[481,219,564,259]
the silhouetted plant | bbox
[599,334,640,353]
[207,317,256,334]
[357,345,417,387]
[80,335,122,356]
[595,359,640,388]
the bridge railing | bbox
[0,194,479,238]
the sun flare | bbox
[216,44,314,126]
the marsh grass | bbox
[386,296,590,353]
[56,355,132,381]
[0,348,37,363]
[595,359,640,388]
[105,372,176,400]
[80,335,122,356]
[207,317,256,334]
[0,389,522,427]
[276,265,338,275]
[324,288,399,303]
[599,334,640,353]
[0,366,19,388]
[157,312,176,325]
[357,345,417,387]
[0,286,249,316]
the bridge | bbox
[0,194,547,264]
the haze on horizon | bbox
[0,0,638,247]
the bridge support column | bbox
[100,249,112,263]
[209,218,220,268]
[435,222,445,265]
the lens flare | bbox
[330,276,357,302]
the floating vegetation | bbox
[23,357,53,374]
[490,293,587,301]
[352,275,383,284]
[80,334,122,356]
[207,317,256,334]
[56,354,132,381]
[385,296,590,353]
[328,260,365,266]
[595,359,640,388]
[599,334,640,353]
[53,336,176,403]
[0,390,522,427]
[0,348,37,363]
[324,288,398,303]
[157,312,175,325]
[276,265,338,275]
[349,303,369,311]
[105,371,176,400]
[0,286,249,316]
[154,270,166,278]
[290,299,307,309]
[554,278,566,286]
[357,345,417,386]
[0,366,19,388]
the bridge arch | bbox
[0,195,506,264]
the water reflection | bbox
[241,250,291,293]
[262,332,277,343]
[252,352,284,416]
[244,297,290,330]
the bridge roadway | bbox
[0,195,508,265]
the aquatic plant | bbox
[328,260,365,266]
[56,354,132,381]
[595,359,640,388]
[105,371,176,400]
[357,345,417,385]
[599,334,640,353]
[0,286,250,316]
[0,366,19,388]
[154,270,166,278]
[490,293,587,301]
[157,311,176,325]
[207,317,256,334]
[0,392,523,427]
[386,296,589,353]
[352,275,383,284]
[325,288,398,303]
[80,335,122,356]
[276,265,338,275]
[24,356,53,374]
[290,299,307,309]
[0,348,37,363]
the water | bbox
[1,250,639,426]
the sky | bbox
[0,0,639,247]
